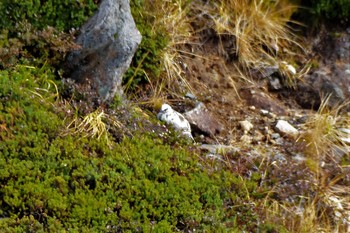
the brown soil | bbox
[153,25,350,208]
[164,25,350,148]
[173,34,304,145]
[130,24,350,228]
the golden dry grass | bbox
[299,97,350,162]
[264,189,350,232]
[66,108,123,144]
[280,97,350,232]
[136,0,307,102]
[194,0,303,69]
[144,0,195,97]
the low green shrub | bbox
[0,24,80,69]
[0,0,97,33]
[296,0,350,27]
[309,0,350,21]
[0,65,268,231]
[0,0,96,69]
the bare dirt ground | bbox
[172,25,350,147]
[150,24,350,210]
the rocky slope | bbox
[150,24,350,231]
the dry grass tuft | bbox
[281,96,350,232]
[135,0,307,100]
[260,96,350,232]
[193,0,303,70]
[66,108,123,144]
[264,192,350,232]
[144,0,195,95]
[299,96,350,162]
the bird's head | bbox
[160,103,172,113]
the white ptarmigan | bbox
[157,104,194,140]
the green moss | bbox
[0,0,96,69]
[0,2,291,229]
[259,223,289,233]
[295,0,350,27]
[310,0,350,21]
[0,64,267,232]
[0,0,97,33]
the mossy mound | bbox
[0,0,97,33]
[0,65,268,232]
[295,0,350,28]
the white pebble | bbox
[239,120,254,134]
[275,120,298,138]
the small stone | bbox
[275,120,299,138]
[321,81,345,108]
[157,104,193,140]
[292,154,306,162]
[199,144,239,154]
[260,109,269,115]
[275,137,284,145]
[240,135,252,144]
[286,65,296,75]
[280,61,296,75]
[339,128,350,144]
[268,112,277,119]
[296,115,308,124]
[185,92,197,100]
[252,130,265,142]
[239,120,254,134]
[271,133,281,139]
[263,126,273,136]
[268,77,282,90]
[242,89,286,115]
[260,65,279,78]
[272,153,286,162]
[249,106,256,110]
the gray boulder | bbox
[65,0,142,103]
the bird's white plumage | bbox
[157,104,193,140]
